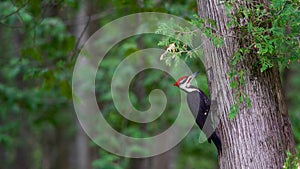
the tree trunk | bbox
[150,147,178,169]
[196,0,295,168]
[128,71,151,169]
[74,1,91,169]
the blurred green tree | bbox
[0,0,299,169]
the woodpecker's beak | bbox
[187,71,199,86]
[190,71,199,79]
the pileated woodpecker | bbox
[173,71,222,154]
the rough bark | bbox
[196,0,295,168]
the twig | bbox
[173,29,199,34]
[71,15,91,60]
[0,0,29,21]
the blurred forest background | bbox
[0,0,299,169]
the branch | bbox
[0,1,28,21]
[71,15,91,60]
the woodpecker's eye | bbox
[175,76,188,86]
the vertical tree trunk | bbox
[196,0,295,168]
[150,147,178,169]
[74,1,91,169]
[128,71,151,169]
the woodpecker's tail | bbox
[209,132,222,154]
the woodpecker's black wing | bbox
[186,89,210,129]
[187,89,222,154]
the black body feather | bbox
[186,87,222,154]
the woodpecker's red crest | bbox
[173,76,188,87]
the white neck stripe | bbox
[179,84,200,93]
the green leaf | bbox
[228,104,239,120]
[246,97,251,109]
[59,80,72,99]
[21,47,42,61]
